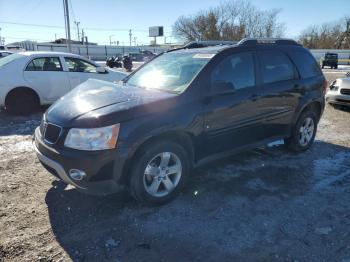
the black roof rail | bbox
[183,40,237,49]
[165,40,237,53]
[238,38,301,46]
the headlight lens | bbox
[64,124,120,151]
[329,80,339,91]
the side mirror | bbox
[212,81,235,95]
[96,67,107,74]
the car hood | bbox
[46,79,177,126]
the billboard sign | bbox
[149,26,164,37]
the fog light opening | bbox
[69,169,86,181]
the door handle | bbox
[294,85,305,94]
[250,94,261,101]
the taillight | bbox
[323,79,328,94]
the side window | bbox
[259,50,295,84]
[289,50,321,79]
[64,57,97,73]
[211,52,255,90]
[25,57,62,71]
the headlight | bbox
[329,80,339,91]
[64,124,120,151]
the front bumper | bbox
[33,127,128,195]
[326,92,350,106]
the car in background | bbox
[0,50,13,58]
[0,51,127,114]
[128,50,156,62]
[321,52,338,69]
[326,77,350,107]
[34,38,326,204]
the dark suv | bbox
[34,38,326,204]
[321,52,338,69]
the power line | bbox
[0,21,153,32]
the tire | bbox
[335,65,338,69]
[285,110,318,152]
[5,90,39,115]
[129,141,190,205]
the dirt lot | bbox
[1,72,350,262]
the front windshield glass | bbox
[126,52,214,93]
[0,53,24,67]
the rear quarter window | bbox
[289,50,321,79]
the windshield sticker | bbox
[193,54,215,59]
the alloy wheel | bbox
[143,152,182,197]
[298,117,315,147]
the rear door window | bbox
[26,57,63,71]
[258,50,295,84]
[289,50,322,79]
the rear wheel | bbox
[129,141,190,205]
[285,110,318,152]
[5,89,39,115]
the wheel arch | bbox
[120,130,195,185]
[5,86,41,107]
[294,100,323,125]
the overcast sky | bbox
[0,0,349,45]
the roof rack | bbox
[183,40,237,49]
[238,38,300,46]
[165,40,237,53]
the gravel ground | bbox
[1,71,350,262]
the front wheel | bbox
[129,141,190,205]
[285,110,318,152]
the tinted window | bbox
[211,52,255,90]
[290,50,322,79]
[259,50,295,84]
[64,57,97,73]
[26,57,62,71]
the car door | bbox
[64,57,110,88]
[23,56,70,103]
[203,51,265,156]
[255,49,300,138]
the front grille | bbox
[336,99,350,104]
[43,123,62,144]
[340,89,350,95]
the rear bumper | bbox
[33,127,128,195]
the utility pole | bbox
[81,29,85,45]
[74,21,80,41]
[129,29,132,46]
[109,35,115,45]
[63,0,72,52]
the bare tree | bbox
[173,0,285,42]
[299,17,350,49]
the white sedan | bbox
[0,51,127,114]
[326,77,350,107]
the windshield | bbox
[325,54,337,59]
[126,52,214,93]
[0,53,24,67]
